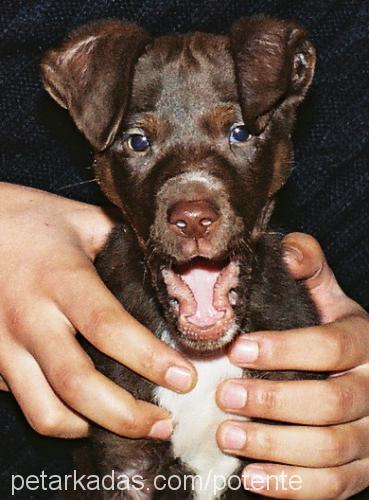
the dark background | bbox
[1,1,369,498]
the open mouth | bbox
[162,258,239,346]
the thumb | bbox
[281,232,362,323]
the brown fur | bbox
[42,17,324,499]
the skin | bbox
[0,183,368,497]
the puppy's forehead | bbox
[129,32,238,118]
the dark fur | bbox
[42,17,324,499]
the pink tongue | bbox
[180,264,225,327]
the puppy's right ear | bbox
[41,21,151,151]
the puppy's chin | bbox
[173,322,239,356]
[161,258,240,355]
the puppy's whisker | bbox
[56,178,98,191]
[144,240,161,274]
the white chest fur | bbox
[154,355,246,500]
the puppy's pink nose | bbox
[168,200,219,239]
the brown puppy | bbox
[42,17,323,499]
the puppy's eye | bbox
[229,124,250,144]
[127,133,150,152]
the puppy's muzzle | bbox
[150,171,243,263]
[150,171,244,348]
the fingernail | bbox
[243,466,268,491]
[165,366,193,392]
[220,424,247,450]
[282,245,303,264]
[148,419,173,440]
[219,382,247,409]
[231,339,259,364]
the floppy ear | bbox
[41,21,151,151]
[230,17,316,132]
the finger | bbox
[282,232,364,322]
[28,326,173,439]
[242,459,369,499]
[0,346,88,438]
[47,260,196,393]
[217,368,369,424]
[228,314,369,371]
[217,417,369,467]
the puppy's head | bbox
[42,18,315,353]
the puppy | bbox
[42,17,324,499]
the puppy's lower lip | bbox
[178,316,234,341]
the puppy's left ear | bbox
[230,17,316,131]
[41,21,151,151]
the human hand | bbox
[216,233,369,499]
[0,183,196,440]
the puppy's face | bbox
[42,19,315,353]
